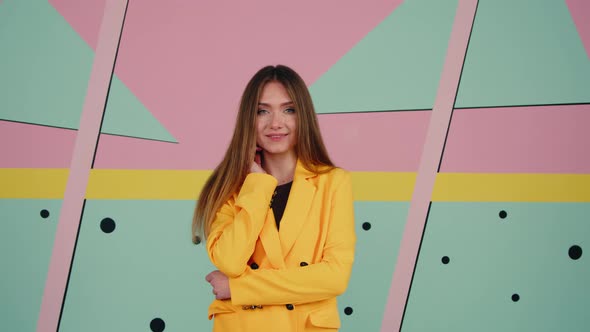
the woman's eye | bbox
[257,109,268,115]
[285,108,296,114]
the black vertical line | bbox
[56,199,87,331]
[437,0,479,173]
[91,0,130,169]
[399,1,480,331]
[399,202,433,332]
[56,1,130,330]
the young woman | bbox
[193,65,356,331]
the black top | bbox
[270,181,292,229]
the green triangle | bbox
[102,77,176,142]
[0,0,91,129]
[0,0,176,143]
[455,0,590,108]
[309,0,459,113]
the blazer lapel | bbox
[259,211,285,269]
[278,160,317,259]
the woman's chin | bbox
[263,148,295,157]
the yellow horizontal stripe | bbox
[351,172,416,201]
[1,169,589,202]
[0,168,69,199]
[86,169,212,200]
[85,170,416,201]
[432,173,590,202]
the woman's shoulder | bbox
[315,165,351,182]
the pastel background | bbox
[1,0,589,331]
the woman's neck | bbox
[263,151,297,185]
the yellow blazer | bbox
[206,159,356,331]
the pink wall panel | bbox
[92,0,404,170]
[94,110,430,172]
[0,122,76,168]
[441,105,590,173]
[319,111,431,172]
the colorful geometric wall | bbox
[1,0,588,331]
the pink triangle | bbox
[49,0,106,50]
[49,0,403,169]
[565,0,590,58]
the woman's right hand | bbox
[250,150,266,174]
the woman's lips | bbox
[267,134,287,141]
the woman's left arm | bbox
[227,171,357,306]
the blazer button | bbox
[300,262,308,267]
[286,304,294,310]
[250,262,259,270]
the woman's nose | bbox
[270,112,283,128]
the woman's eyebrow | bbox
[258,101,294,107]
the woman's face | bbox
[256,81,298,158]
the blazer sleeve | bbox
[228,171,356,305]
[206,173,277,278]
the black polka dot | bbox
[441,256,450,264]
[362,222,371,231]
[511,294,520,302]
[250,262,259,270]
[194,236,201,245]
[569,245,582,260]
[40,209,50,219]
[300,262,308,267]
[150,318,165,332]
[499,210,507,219]
[286,304,294,310]
[344,307,353,315]
[100,218,116,234]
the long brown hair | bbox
[192,65,334,243]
